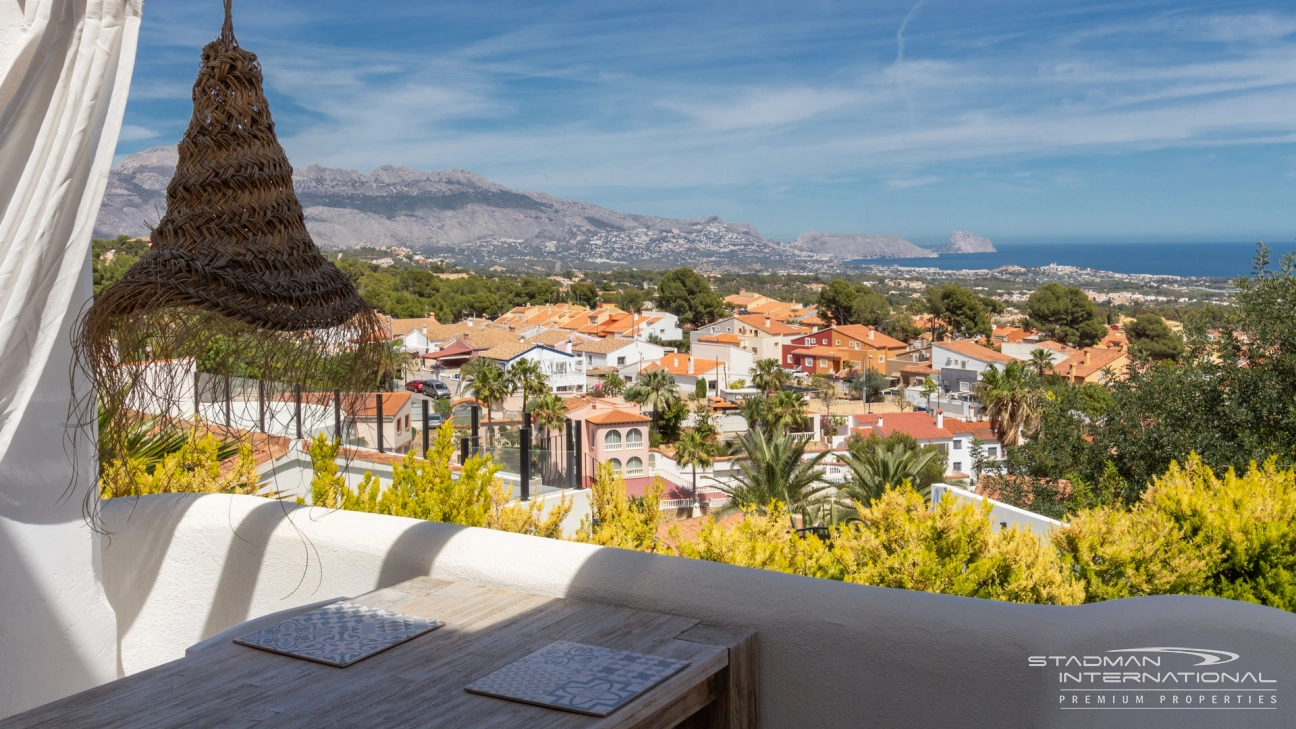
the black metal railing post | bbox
[257,380,266,433]
[573,419,583,489]
[193,369,201,420]
[460,437,469,465]
[519,423,531,502]
[376,393,385,453]
[422,399,431,458]
[565,418,576,489]
[224,374,232,427]
[470,405,480,456]
[294,384,303,440]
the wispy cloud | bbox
[887,175,942,189]
[115,1,1296,240]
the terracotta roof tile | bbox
[933,339,1016,365]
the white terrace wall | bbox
[100,494,1296,729]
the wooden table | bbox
[1,577,757,729]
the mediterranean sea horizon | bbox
[850,241,1296,279]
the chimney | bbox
[1084,349,1091,366]
[687,357,695,375]
[467,320,474,327]
[868,329,875,340]
[563,340,572,354]
[673,356,680,368]
[421,326,427,335]
[764,316,771,328]
[876,416,883,428]
[935,409,944,429]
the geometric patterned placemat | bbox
[233,601,441,668]
[464,641,691,717]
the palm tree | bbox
[716,428,830,526]
[624,367,678,426]
[738,395,769,432]
[527,393,567,440]
[836,437,937,512]
[673,430,715,508]
[769,389,809,431]
[919,377,940,413]
[463,359,513,448]
[1028,348,1054,379]
[507,357,548,414]
[974,360,1043,447]
[751,358,789,396]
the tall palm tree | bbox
[716,428,831,526]
[527,393,567,439]
[836,438,938,511]
[751,358,789,396]
[624,367,679,426]
[769,389,809,431]
[507,357,548,414]
[674,430,715,507]
[463,359,513,448]
[1028,348,1055,379]
[974,360,1043,447]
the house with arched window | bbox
[581,409,653,496]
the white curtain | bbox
[0,0,143,717]
[0,0,143,463]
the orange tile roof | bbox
[933,339,1016,365]
[1056,347,1127,379]
[573,337,638,354]
[387,316,440,337]
[643,354,721,377]
[733,314,808,336]
[788,345,842,359]
[853,412,952,442]
[832,325,907,350]
[946,420,998,442]
[697,333,742,345]
[585,409,652,425]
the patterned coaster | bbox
[465,641,691,717]
[233,601,440,667]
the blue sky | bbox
[119,1,1296,245]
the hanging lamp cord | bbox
[220,0,237,45]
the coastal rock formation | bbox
[792,231,937,260]
[939,231,996,254]
[94,146,817,271]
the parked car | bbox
[424,381,451,399]
[426,413,444,428]
[404,380,425,393]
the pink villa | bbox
[563,395,653,495]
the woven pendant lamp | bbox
[73,0,391,504]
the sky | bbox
[118,0,1296,245]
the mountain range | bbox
[95,147,984,271]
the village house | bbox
[385,315,441,353]
[640,353,735,394]
[1054,346,1129,385]
[572,337,666,372]
[781,325,908,375]
[691,314,809,361]
[850,410,997,481]
[690,333,757,380]
[560,396,653,495]
[1001,339,1077,366]
[478,341,587,394]
[930,339,1017,395]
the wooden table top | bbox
[1,577,755,729]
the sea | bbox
[849,241,1296,279]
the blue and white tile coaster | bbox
[464,641,691,717]
[234,601,440,667]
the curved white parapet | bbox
[100,493,1295,728]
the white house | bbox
[639,353,737,395]
[480,342,587,394]
[691,314,807,362]
[572,337,666,371]
[930,340,1017,395]
[689,335,757,380]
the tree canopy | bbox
[817,278,890,327]
[1127,313,1183,361]
[924,284,992,339]
[655,267,726,326]
[1026,282,1107,347]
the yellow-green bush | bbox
[102,430,261,498]
[575,461,663,551]
[674,489,1083,605]
[1055,455,1296,610]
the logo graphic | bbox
[1105,648,1239,666]
[1029,646,1278,711]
